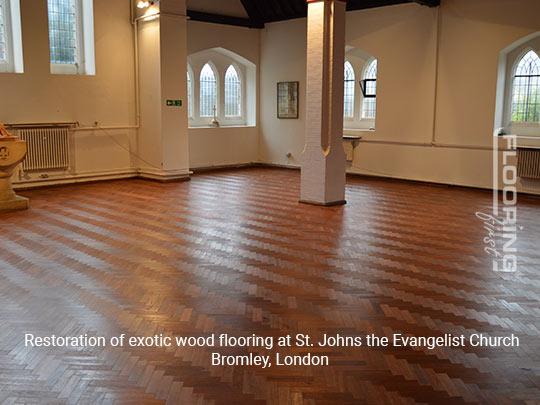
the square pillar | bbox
[300,0,347,206]
[136,0,190,181]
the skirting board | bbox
[191,163,254,173]
[299,199,347,207]
[13,168,191,190]
[13,169,139,190]
[11,162,540,198]
[138,171,191,183]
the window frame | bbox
[503,44,540,136]
[198,61,219,119]
[0,0,13,72]
[48,0,94,75]
[223,63,243,121]
[360,79,376,98]
[343,61,355,120]
[187,65,194,120]
[0,0,22,74]
[361,59,378,121]
[187,55,250,128]
[510,49,540,126]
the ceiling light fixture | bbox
[137,1,153,9]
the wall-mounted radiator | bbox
[517,148,540,180]
[8,124,72,172]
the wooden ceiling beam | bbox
[413,0,440,6]
[239,0,265,28]
[347,0,411,11]
[186,10,263,28]
[202,0,442,29]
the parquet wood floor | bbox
[0,168,539,404]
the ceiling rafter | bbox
[186,10,261,28]
[188,0,440,29]
[239,0,265,28]
[413,0,441,6]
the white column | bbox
[136,0,190,181]
[300,0,347,206]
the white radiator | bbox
[15,126,71,172]
[517,148,540,180]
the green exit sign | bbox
[166,99,182,107]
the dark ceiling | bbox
[187,0,440,29]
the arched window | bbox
[187,69,193,118]
[343,61,355,118]
[224,65,241,117]
[361,59,378,119]
[511,50,540,123]
[200,63,217,117]
[189,48,256,127]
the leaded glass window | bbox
[344,61,355,118]
[224,65,241,117]
[48,0,79,66]
[200,63,217,117]
[361,59,377,119]
[511,50,540,123]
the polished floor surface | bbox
[1,168,539,404]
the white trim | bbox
[138,167,191,181]
[187,64,194,120]
[0,0,13,72]
[81,0,94,75]
[13,168,139,189]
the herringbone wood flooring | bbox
[0,168,539,404]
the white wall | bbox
[4,0,540,189]
[2,0,137,185]
[260,19,307,168]
[187,21,260,169]
[259,0,540,190]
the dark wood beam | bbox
[239,0,265,28]
[413,0,440,6]
[346,0,440,12]
[235,0,441,27]
[186,10,263,29]
[347,0,410,11]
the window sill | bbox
[344,128,375,136]
[189,125,257,129]
[495,134,540,149]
